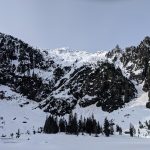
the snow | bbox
[0,85,47,135]
[1,134,150,150]
[42,48,107,68]
[31,68,54,83]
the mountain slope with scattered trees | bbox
[1,32,150,116]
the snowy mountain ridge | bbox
[1,32,150,139]
[0,32,138,115]
[43,47,107,66]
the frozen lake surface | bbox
[1,134,150,150]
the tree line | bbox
[44,113,125,137]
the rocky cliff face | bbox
[2,32,150,115]
[107,37,150,109]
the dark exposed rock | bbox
[146,102,150,109]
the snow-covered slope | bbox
[0,82,149,136]
[0,85,47,136]
[73,84,150,130]
[43,48,107,67]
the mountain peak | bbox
[142,36,150,47]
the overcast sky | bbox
[0,0,150,52]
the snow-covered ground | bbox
[1,134,150,150]
[0,85,47,136]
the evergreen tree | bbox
[116,125,123,135]
[145,120,150,130]
[92,115,97,134]
[93,121,99,137]
[119,127,122,135]
[66,113,73,134]
[138,128,140,137]
[129,123,136,137]
[10,133,14,138]
[83,117,86,134]
[103,118,110,137]
[78,115,83,134]
[59,118,66,132]
[16,129,21,138]
[66,113,78,134]
[44,115,59,134]
[85,117,93,135]
[72,113,78,135]
[139,121,144,129]
[97,122,101,134]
